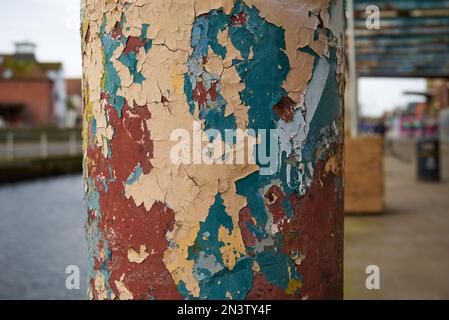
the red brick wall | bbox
[0,79,54,126]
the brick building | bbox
[0,42,67,127]
[65,78,82,127]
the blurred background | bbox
[0,0,448,300]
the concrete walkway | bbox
[344,156,449,299]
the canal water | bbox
[0,175,87,300]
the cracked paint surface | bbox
[83,0,345,300]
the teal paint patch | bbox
[185,11,237,141]
[108,166,116,183]
[86,177,100,212]
[100,14,153,116]
[177,281,192,300]
[256,249,303,289]
[118,25,152,85]
[299,46,342,167]
[282,196,293,219]
[85,0,343,301]
[227,2,299,259]
[126,164,143,185]
[204,108,237,140]
[86,177,113,298]
[100,14,125,117]
[188,194,232,272]
[230,3,289,131]
[298,45,320,59]
[92,118,97,136]
[183,1,314,298]
[185,0,293,241]
[178,1,343,299]
[197,257,254,300]
[141,24,152,50]
[182,194,256,299]
[118,52,145,84]
[235,172,268,237]
[101,178,109,193]
[184,73,196,115]
[206,12,229,59]
[184,1,289,141]
[307,47,342,138]
[227,1,293,239]
[275,45,341,197]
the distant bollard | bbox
[417,138,440,182]
[6,132,14,161]
[440,109,449,143]
[40,133,48,159]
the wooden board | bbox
[345,136,384,214]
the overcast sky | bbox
[0,0,427,117]
[359,77,427,116]
[0,0,81,77]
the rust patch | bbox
[87,99,183,299]
[264,185,287,226]
[246,274,297,300]
[238,207,258,248]
[231,12,248,26]
[272,96,296,122]
[124,36,150,55]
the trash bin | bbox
[417,138,440,182]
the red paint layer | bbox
[231,12,248,26]
[192,81,219,109]
[123,36,149,55]
[87,99,183,300]
[238,207,258,248]
[264,185,287,226]
[273,96,296,122]
[283,158,344,300]
[246,274,298,300]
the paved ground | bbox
[344,155,449,299]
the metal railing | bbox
[1,129,82,161]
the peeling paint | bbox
[115,275,134,300]
[83,0,345,300]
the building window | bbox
[3,69,13,79]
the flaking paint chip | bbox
[127,244,150,264]
[114,278,134,300]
